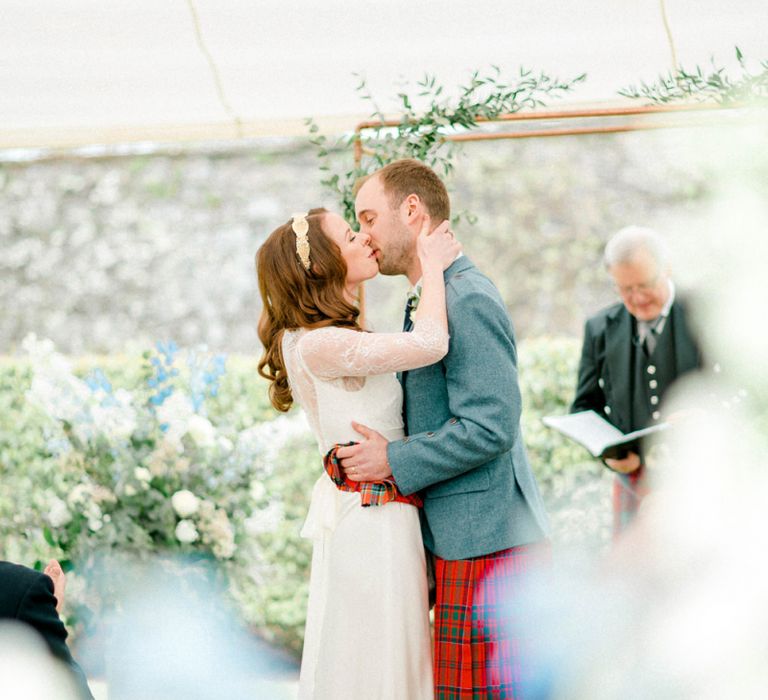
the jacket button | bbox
[647,365,657,375]
[652,410,661,420]
[650,396,659,405]
[605,406,612,415]
[649,379,658,389]
[598,378,605,389]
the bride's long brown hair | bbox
[256,208,362,412]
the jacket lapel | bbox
[605,305,633,430]
[397,257,472,387]
[670,300,700,374]
[398,303,413,386]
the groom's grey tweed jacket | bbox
[388,256,550,560]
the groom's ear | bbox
[402,194,423,227]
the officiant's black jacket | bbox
[571,300,702,436]
[0,561,93,699]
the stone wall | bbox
[0,131,710,354]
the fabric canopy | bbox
[1,0,765,148]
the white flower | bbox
[157,433,184,457]
[249,481,267,502]
[156,393,194,426]
[198,499,216,520]
[406,283,423,315]
[156,394,194,451]
[238,413,311,475]
[217,436,234,452]
[203,508,236,559]
[47,497,72,528]
[171,489,199,518]
[187,414,216,448]
[175,519,199,544]
[124,484,137,497]
[68,484,90,507]
[91,485,117,504]
[172,457,191,474]
[134,467,152,483]
[91,394,137,441]
[85,501,102,529]
[244,502,284,536]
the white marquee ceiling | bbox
[1,0,765,148]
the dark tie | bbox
[403,297,415,332]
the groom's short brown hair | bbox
[358,159,451,221]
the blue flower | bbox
[85,368,113,394]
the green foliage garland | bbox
[620,47,768,105]
[308,67,586,222]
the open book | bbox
[542,410,669,459]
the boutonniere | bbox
[406,284,423,315]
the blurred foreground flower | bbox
[21,335,298,564]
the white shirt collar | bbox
[409,252,463,296]
[660,278,675,318]
[637,279,675,339]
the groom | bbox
[338,158,550,698]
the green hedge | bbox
[0,337,609,658]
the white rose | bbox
[91,401,136,441]
[156,394,194,450]
[175,519,199,544]
[249,481,267,502]
[171,489,199,518]
[156,393,194,426]
[134,467,152,483]
[68,484,90,506]
[47,497,72,528]
[86,501,103,531]
[187,415,216,448]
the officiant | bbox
[571,226,702,536]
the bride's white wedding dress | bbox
[282,319,448,700]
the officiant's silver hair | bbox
[604,226,669,270]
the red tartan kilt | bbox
[612,466,650,537]
[433,542,550,699]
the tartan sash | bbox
[323,442,422,508]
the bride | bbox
[256,207,459,699]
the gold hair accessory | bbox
[291,212,311,271]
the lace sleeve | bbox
[297,319,449,378]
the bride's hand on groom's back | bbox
[417,216,461,271]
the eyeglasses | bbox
[614,276,661,296]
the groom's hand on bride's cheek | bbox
[337,422,392,481]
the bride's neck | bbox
[344,284,358,305]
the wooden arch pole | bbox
[353,102,743,163]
